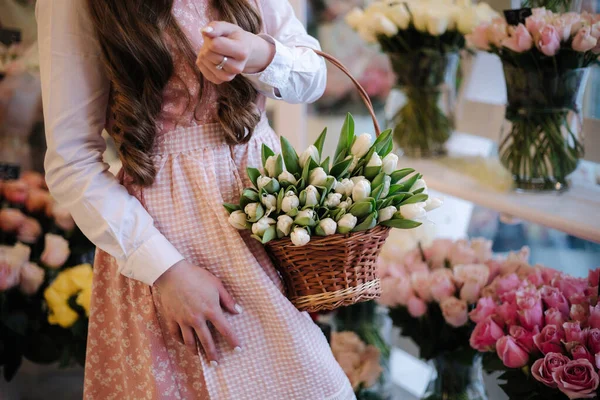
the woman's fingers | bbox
[205,36,247,61]
[209,311,241,351]
[193,320,219,363]
[180,325,197,349]
[201,21,241,39]
[201,51,245,75]
[167,320,184,344]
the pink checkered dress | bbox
[83,1,354,399]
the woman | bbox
[36,0,354,399]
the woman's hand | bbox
[153,259,241,364]
[196,21,276,85]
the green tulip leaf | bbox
[372,172,386,189]
[330,157,353,179]
[320,156,330,175]
[352,212,377,232]
[381,218,422,229]
[334,113,355,164]
[390,168,415,184]
[246,204,265,223]
[240,189,259,209]
[314,128,327,159]
[274,154,284,177]
[261,144,275,167]
[223,203,240,214]
[280,136,301,175]
[348,201,373,219]
[389,193,409,207]
[251,234,263,242]
[374,129,393,154]
[333,208,347,222]
[301,158,312,185]
[398,173,421,192]
[263,179,280,194]
[287,208,299,217]
[380,136,395,158]
[276,189,285,214]
[364,166,381,181]
[400,193,429,205]
[387,184,403,196]
[261,225,277,244]
[371,184,384,201]
[247,167,261,188]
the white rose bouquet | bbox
[345,0,498,157]
[224,114,443,247]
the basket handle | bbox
[306,48,382,137]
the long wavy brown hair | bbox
[87,0,262,186]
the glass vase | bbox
[386,52,459,158]
[500,64,589,192]
[422,352,487,400]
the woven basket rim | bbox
[266,224,390,248]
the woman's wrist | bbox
[244,35,276,74]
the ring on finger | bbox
[216,56,228,71]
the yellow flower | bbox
[44,264,93,328]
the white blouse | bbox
[36,0,326,286]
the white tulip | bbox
[352,179,371,202]
[351,176,367,185]
[277,215,293,237]
[252,216,276,236]
[345,7,365,30]
[264,155,278,177]
[456,7,479,34]
[309,167,328,187]
[244,203,262,220]
[378,206,397,223]
[299,145,319,168]
[381,175,392,198]
[385,4,411,30]
[366,152,383,168]
[410,5,429,32]
[358,26,378,43]
[455,0,473,7]
[475,3,497,23]
[338,214,358,234]
[291,227,311,246]
[304,185,320,207]
[351,134,372,158]
[427,9,450,36]
[410,179,428,194]
[319,218,337,236]
[296,209,316,221]
[261,193,277,212]
[334,179,354,197]
[257,176,272,190]
[278,171,297,185]
[372,13,399,37]
[425,197,444,212]
[399,203,427,220]
[382,154,398,175]
[349,156,360,173]
[228,210,248,230]
[281,191,299,214]
[325,193,343,208]
[339,199,353,210]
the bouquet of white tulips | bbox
[224,114,443,247]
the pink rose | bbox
[470,238,493,263]
[405,261,429,274]
[554,276,588,303]
[571,304,589,324]
[562,12,585,36]
[552,15,576,41]
[407,296,428,318]
[52,203,76,232]
[411,271,432,302]
[545,308,565,327]
[485,259,503,283]
[0,208,26,232]
[403,248,424,270]
[502,24,533,53]
[497,335,529,368]
[495,273,521,299]
[585,287,598,307]
[537,25,561,56]
[25,188,52,214]
[17,217,42,244]
[440,297,468,328]
[460,279,482,304]
[525,15,547,39]
[553,359,599,399]
[589,268,600,288]
[453,264,490,287]
[532,352,571,388]
[587,328,600,354]
[20,171,46,189]
[542,268,560,286]
[589,305,600,329]
[510,325,539,353]
[487,19,509,48]
[564,322,588,345]
[0,243,31,291]
[571,344,595,364]
[572,26,597,52]
[541,286,570,318]
[2,180,29,204]
[447,240,477,266]
[494,301,519,327]
[429,269,456,302]
[526,267,546,287]
[470,297,496,323]
[534,325,565,355]
[516,287,544,330]
[19,262,45,295]
[40,233,70,269]
[571,293,590,308]
[466,24,491,51]
[423,239,453,269]
[470,317,504,351]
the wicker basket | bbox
[265,49,389,313]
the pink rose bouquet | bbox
[466,8,599,191]
[469,266,600,400]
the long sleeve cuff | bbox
[242,34,293,99]
[119,234,185,286]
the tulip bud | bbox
[352,179,371,202]
[317,218,337,236]
[278,171,297,186]
[264,155,278,177]
[277,215,293,237]
[350,134,372,158]
[345,7,365,30]
[295,209,317,227]
[334,179,354,197]
[427,9,450,36]
[410,179,428,194]
[228,210,248,230]
[257,176,272,190]
[291,227,311,246]
[281,191,300,214]
[309,167,328,187]
[367,152,383,168]
[385,4,410,29]
[399,203,427,220]
[425,197,444,212]
[372,13,399,37]
[382,154,398,175]
[339,199,353,210]
[244,203,264,221]
[324,193,342,209]
[252,217,276,237]
[261,193,277,212]
[299,145,319,168]
[338,214,358,234]
[381,175,392,198]
[301,185,320,207]
[378,206,397,223]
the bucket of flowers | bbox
[224,52,442,313]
